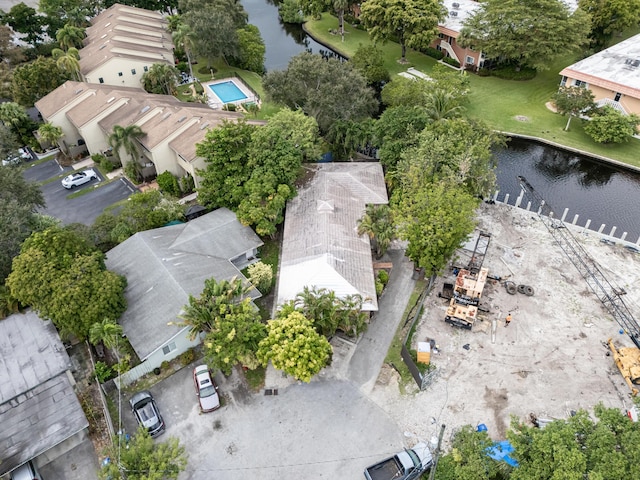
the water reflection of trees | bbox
[534,147,614,187]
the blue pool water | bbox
[208,81,248,103]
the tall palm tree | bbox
[52,47,81,81]
[56,23,85,51]
[357,204,395,258]
[141,63,180,96]
[172,23,196,82]
[108,124,144,164]
[333,0,352,42]
[37,122,64,151]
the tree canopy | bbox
[552,86,596,131]
[583,106,640,144]
[579,0,640,49]
[11,56,70,106]
[141,63,180,95]
[7,227,127,339]
[257,310,332,382]
[459,0,591,71]
[360,0,446,62]
[263,52,378,133]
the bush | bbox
[223,103,237,111]
[156,171,181,197]
[490,65,537,81]
[377,269,389,285]
[94,361,114,383]
[179,174,195,195]
[198,65,215,75]
[179,348,195,366]
[248,261,273,293]
[584,106,640,144]
[442,57,461,68]
[375,280,384,296]
[124,162,141,184]
[160,360,170,372]
[176,62,188,74]
[423,47,444,60]
[194,82,204,94]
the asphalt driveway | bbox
[119,370,404,480]
[24,159,136,225]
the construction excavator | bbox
[607,338,640,396]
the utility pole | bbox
[428,424,446,480]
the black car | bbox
[129,391,165,437]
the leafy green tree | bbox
[373,106,430,170]
[459,0,591,71]
[231,24,266,74]
[392,177,478,274]
[360,0,446,62]
[99,427,187,480]
[0,24,25,65]
[0,102,38,146]
[52,47,81,81]
[108,124,144,165]
[257,310,332,382]
[357,204,395,258]
[583,106,640,144]
[327,118,376,160]
[38,0,95,31]
[553,86,596,131]
[247,261,273,294]
[508,405,640,479]
[296,0,328,18]
[237,182,292,237]
[436,425,505,480]
[279,0,304,24]
[0,123,21,161]
[196,119,256,209]
[579,0,640,49]
[55,23,85,50]
[351,44,391,87]
[141,63,180,95]
[37,122,64,150]
[89,318,123,350]
[263,52,378,133]
[11,56,70,106]
[0,165,45,282]
[172,22,196,81]
[3,3,45,45]
[7,227,127,339]
[381,76,430,108]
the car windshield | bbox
[137,401,158,427]
[200,385,216,398]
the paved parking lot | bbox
[24,159,136,225]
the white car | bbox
[193,365,221,412]
[61,169,98,189]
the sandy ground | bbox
[368,202,640,448]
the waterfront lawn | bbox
[305,14,640,168]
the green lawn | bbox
[305,14,640,168]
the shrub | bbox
[584,106,640,144]
[442,57,460,68]
[92,153,107,163]
[377,269,389,285]
[198,65,215,75]
[156,171,181,197]
[101,158,115,172]
[423,47,444,60]
[115,354,131,374]
[490,65,537,81]
[375,280,384,296]
[179,174,195,195]
[160,360,170,372]
[124,162,141,184]
[94,361,114,383]
[179,348,195,366]
[176,62,188,74]
[248,261,273,294]
[223,103,237,111]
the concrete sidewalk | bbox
[347,249,416,394]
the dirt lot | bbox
[368,202,640,446]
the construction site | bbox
[369,199,640,445]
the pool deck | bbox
[204,77,260,110]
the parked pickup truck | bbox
[364,442,433,480]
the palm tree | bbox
[333,0,352,42]
[108,124,144,164]
[295,286,340,336]
[52,47,81,81]
[141,63,180,96]
[424,89,465,122]
[357,204,395,258]
[172,23,196,82]
[56,23,85,51]
[37,122,64,151]
[89,318,123,350]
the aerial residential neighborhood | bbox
[1,0,639,479]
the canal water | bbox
[241,0,640,241]
[494,138,640,241]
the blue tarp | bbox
[487,440,519,467]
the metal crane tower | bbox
[517,176,640,348]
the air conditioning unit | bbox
[452,2,460,8]
[449,10,458,16]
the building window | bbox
[162,342,177,355]
[560,75,567,86]
[436,45,441,51]
[466,56,474,65]
[99,77,104,84]
[118,72,123,77]
[131,69,136,75]
[614,92,622,102]
[143,66,149,72]
[438,33,444,39]
[574,79,587,87]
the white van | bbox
[10,460,42,480]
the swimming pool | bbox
[208,81,248,103]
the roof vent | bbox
[141,105,150,113]
[177,115,187,123]
[449,10,458,16]
[99,44,106,50]
[74,88,83,94]
[105,22,111,27]
[162,112,171,119]
[101,33,107,39]
[624,58,640,69]
[200,122,210,130]
[107,96,115,103]
[452,2,460,8]
[317,199,334,213]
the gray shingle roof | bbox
[0,312,88,475]
[105,209,263,360]
[277,163,388,311]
